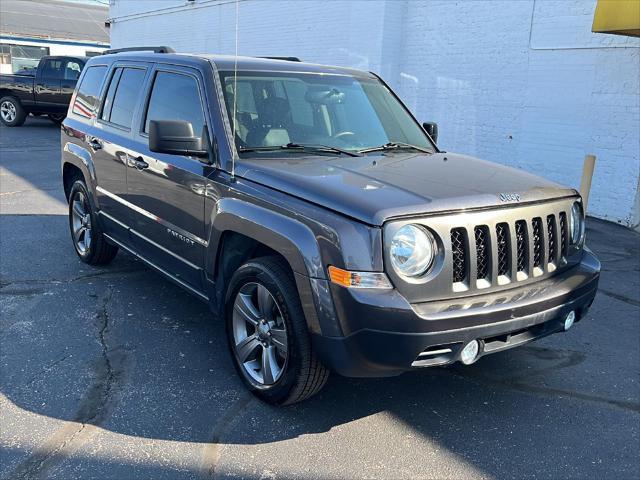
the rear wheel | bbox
[226,257,329,405]
[68,179,118,265]
[0,96,26,127]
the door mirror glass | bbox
[149,119,208,158]
[422,121,438,144]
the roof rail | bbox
[102,46,175,55]
[258,56,301,62]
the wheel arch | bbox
[0,89,18,100]
[61,141,97,201]
[207,198,328,334]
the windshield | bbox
[219,70,434,155]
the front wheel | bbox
[68,179,118,265]
[226,257,329,405]
[0,96,27,127]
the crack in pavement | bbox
[0,267,145,291]
[5,286,128,480]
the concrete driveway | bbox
[1,117,639,479]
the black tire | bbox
[68,179,118,265]
[225,256,329,405]
[0,96,27,127]
[48,113,66,124]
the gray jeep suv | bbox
[61,47,600,405]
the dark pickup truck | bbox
[0,55,86,126]
[61,47,600,405]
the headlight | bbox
[389,224,435,277]
[570,201,584,244]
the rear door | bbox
[90,62,150,244]
[126,64,211,294]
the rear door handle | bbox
[131,156,149,170]
[88,138,102,150]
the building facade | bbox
[0,0,109,74]
[109,0,640,228]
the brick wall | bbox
[110,0,640,227]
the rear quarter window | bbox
[100,67,146,129]
[72,65,108,119]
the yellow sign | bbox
[592,0,640,37]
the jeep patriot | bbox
[61,47,600,405]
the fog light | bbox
[564,311,576,331]
[460,340,480,365]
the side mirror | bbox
[149,119,208,158]
[422,121,438,144]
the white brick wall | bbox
[110,0,640,227]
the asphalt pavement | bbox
[1,116,639,479]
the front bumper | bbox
[312,249,600,377]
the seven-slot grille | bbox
[450,211,569,289]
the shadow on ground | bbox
[1,120,638,479]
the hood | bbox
[236,152,577,226]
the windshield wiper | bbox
[239,142,361,157]
[358,142,432,154]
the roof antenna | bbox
[231,0,239,182]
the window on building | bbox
[1,44,49,73]
[0,45,10,66]
[101,67,146,128]
[144,72,205,135]
[72,65,108,118]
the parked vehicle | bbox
[61,47,600,405]
[0,55,86,126]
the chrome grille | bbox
[451,228,467,283]
[474,226,490,281]
[496,223,510,276]
[532,217,543,268]
[449,206,572,290]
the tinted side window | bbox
[41,58,65,79]
[102,67,146,129]
[72,65,107,118]
[100,68,123,122]
[144,72,205,135]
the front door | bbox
[126,65,211,294]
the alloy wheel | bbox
[0,101,16,123]
[232,282,288,386]
[71,191,92,254]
